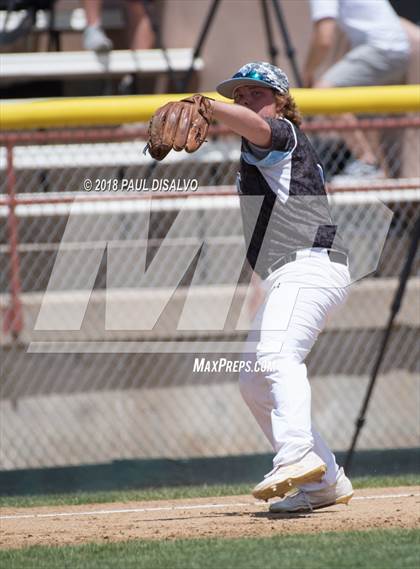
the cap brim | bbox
[216,77,276,99]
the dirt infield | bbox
[1,486,419,549]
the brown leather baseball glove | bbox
[145,94,214,161]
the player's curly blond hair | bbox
[275,93,302,126]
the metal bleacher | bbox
[0,48,203,82]
[0,4,203,93]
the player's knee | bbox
[256,344,298,377]
[256,341,290,366]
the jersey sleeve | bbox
[241,118,297,167]
[266,118,297,153]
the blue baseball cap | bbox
[217,62,289,99]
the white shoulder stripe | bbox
[280,117,298,155]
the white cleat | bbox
[83,25,113,52]
[269,467,354,513]
[252,451,327,501]
[332,159,385,183]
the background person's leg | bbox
[83,0,113,52]
[316,45,409,179]
[126,0,155,50]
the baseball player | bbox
[146,61,354,513]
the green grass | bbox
[1,529,419,569]
[0,474,418,509]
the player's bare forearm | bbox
[303,18,336,86]
[212,101,272,148]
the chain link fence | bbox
[1,116,419,471]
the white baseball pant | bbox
[239,249,351,489]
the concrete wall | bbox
[159,0,313,90]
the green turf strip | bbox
[1,529,419,569]
[0,474,419,509]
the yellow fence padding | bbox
[1,85,419,130]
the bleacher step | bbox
[0,49,203,81]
